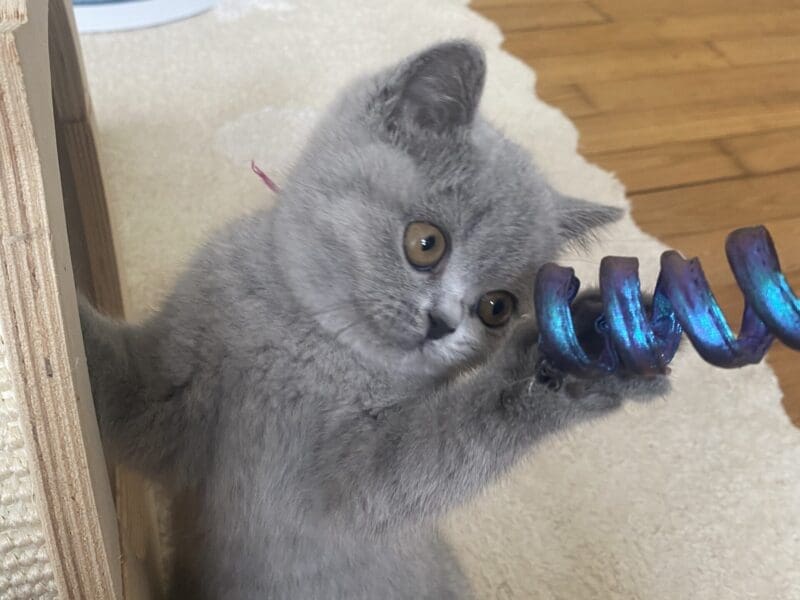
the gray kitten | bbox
[80,41,667,599]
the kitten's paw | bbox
[569,289,608,359]
[538,289,672,403]
[571,289,673,377]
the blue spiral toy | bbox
[534,226,800,378]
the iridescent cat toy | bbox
[534,226,800,378]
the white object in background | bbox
[74,0,217,33]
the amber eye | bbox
[403,222,447,270]
[477,291,516,328]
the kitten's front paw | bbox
[569,289,608,361]
[537,289,672,403]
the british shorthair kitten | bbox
[80,41,666,599]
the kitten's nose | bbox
[426,310,458,340]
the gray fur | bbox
[80,41,666,599]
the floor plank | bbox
[579,62,800,113]
[631,171,800,240]
[477,2,607,32]
[502,11,800,58]
[471,0,586,8]
[535,83,597,117]
[527,44,727,85]
[713,34,800,65]
[638,216,800,288]
[574,98,800,153]
[591,0,800,20]
[585,140,744,194]
[720,127,800,174]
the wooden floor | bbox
[473,0,800,425]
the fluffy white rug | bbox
[80,1,800,597]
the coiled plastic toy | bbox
[534,225,800,379]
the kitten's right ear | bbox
[378,40,486,135]
[555,194,623,246]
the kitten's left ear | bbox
[555,194,623,245]
[381,40,486,135]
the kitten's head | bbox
[275,41,620,377]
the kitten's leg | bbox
[316,291,668,537]
[79,298,205,484]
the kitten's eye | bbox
[404,222,447,270]
[477,291,516,328]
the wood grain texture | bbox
[502,10,800,58]
[586,140,744,194]
[720,127,800,174]
[573,99,800,153]
[0,0,123,596]
[592,0,800,19]
[46,0,162,598]
[579,63,800,113]
[49,0,123,317]
[476,2,607,32]
[535,83,597,117]
[631,171,800,246]
[519,43,728,85]
[713,34,800,65]
[472,0,800,423]
[471,0,587,7]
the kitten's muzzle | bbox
[426,310,458,340]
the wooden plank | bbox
[523,43,727,85]
[573,98,800,153]
[46,1,161,598]
[591,0,800,20]
[0,0,123,597]
[585,140,744,193]
[580,62,800,113]
[720,127,800,174]
[49,0,123,317]
[630,171,800,238]
[472,0,586,8]
[115,469,167,599]
[477,2,606,32]
[48,0,90,123]
[637,217,800,292]
[502,11,800,58]
[536,82,597,117]
[713,34,800,66]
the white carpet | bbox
[80,1,800,597]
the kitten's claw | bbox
[534,357,564,392]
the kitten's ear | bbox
[555,194,623,245]
[381,40,486,135]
